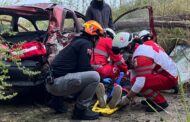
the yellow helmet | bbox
[83,20,104,36]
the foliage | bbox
[0,29,40,100]
[178,72,190,122]
[113,0,190,53]
[0,36,17,100]
[0,0,21,6]
[50,0,63,4]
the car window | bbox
[36,20,49,31]
[63,18,75,33]
[0,15,13,33]
[62,11,76,33]
[18,17,35,32]
[78,18,85,25]
[114,9,150,33]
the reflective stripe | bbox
[136,70,152,75]
[143,89,158,100]
[135,63,156,71]
[143,89,153,95]
[91,64,103,69]
[148,92,158,100]
[94,49,108,57]
[115,58,125,65]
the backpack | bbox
[11,40,46,60]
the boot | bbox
[161,85,179,94]
[145,101,169,112]
[47,96,68,114]
[172,85,179,94]
[108,85,122,109]
[96,83,107,108]
[72,105,99,120]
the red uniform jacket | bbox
[91,37,127,73]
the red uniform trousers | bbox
[131,73,178,104]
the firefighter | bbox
[91,28,128,80]
[111,31,178,112]
[46,20,104,120]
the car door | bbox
[74,11,87,30]
[113,6,157,42]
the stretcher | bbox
[92,72,130,115]
[92,101,121,115]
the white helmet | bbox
[139,30,150,38]
[105,28,116,39]
[112,32,132,49]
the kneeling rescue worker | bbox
[111,31,178,112]
[91,28,128,79]
[91,28,128,109]
[46,20,104,120]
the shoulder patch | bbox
[87,48,92,55]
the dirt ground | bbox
[0,90,189,122]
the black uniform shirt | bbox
[51,36,93,78]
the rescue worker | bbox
[46,20,104,120]
[86,0,113,29]
[111,31,178,112]
[91,28,128,108]
[138,30,154,42]
[91,28,128,80]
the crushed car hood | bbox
[170,45,190,84]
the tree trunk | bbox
[114,20,190,31]
[155,14,190,21]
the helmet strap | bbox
[92,36,99,47]
[141,34,153,42]
[126,39,140,54]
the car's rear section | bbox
[0,3,85,97]
[0,4,51,91]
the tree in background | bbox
[0,0,22,6]
[50,0,62,4]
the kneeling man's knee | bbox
[91,71,100,83]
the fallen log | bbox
[155,20,190,29]
[114,20,190,31]
[154,14,190,21]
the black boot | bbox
[172,85,179,94]
[145,101,169,112]
[72,105,99,120]
[47,96,68,114]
